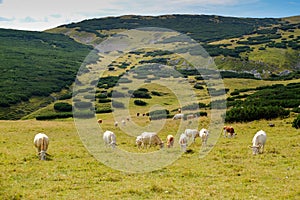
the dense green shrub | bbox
[96,93,107,98]
[36,112,73,120]
[194,83,204,90]
[132,90,152,99]
[148,109,170,120]
[134,100,147,106]
[98,98,111,103]
[54,102,72,112]
[74,101,93,109]
[151,91,163,96]
[225,105,289,123]
[181,102,207,111]
[109,91,126,98]
[292,115,300,129]
[112,101,125,109]
[59,93,72,100]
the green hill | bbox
[0,28,92,119]
[49,14,300,74]
[0,14,299,120]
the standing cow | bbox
[199,128,209,147]
[249,130,267,155]
[34,133,49,160]
[103,130,117,149]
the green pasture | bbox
[0,113,299,199]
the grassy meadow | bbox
[1,110,300,199]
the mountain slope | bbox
[49,14,300,74]
[0,28,92,119]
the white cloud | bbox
[0,0,289,31]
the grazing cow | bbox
[186,114,196,120]
[34,133,49,160]
[121,119,126,126]
[103,130,117,149]
[268,123,275,127]
[137,113,140,117]
[178,108,181,113]
[184,129,199,142]
[136,136,143,148]
[249,130,267,155]
[223,126,235,138]
[199,128,209,147]
[114,121,118,127]
[97,119,103,124]
[179,133,188,152]
[137,132,164,149]
[166,135,174,148]
[172,113,184,120]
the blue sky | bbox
[0,0,299,31]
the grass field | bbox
[1,78,300,199]
[1,114,299,199]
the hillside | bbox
[48,14,300,74]
[0,29,92,119]
[0,14,299,120]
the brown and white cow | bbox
[223,126,235,138]
[166,135,174,148]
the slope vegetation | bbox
[0,29,92,119]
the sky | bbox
[0,0,299,31]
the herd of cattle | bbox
[33,123,267,160]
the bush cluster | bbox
[292,115,300,129]
[54,102,72,112]
[225,105,289,123]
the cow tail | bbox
[41,137,46,151]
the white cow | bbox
[137,132,164,149]
[166,135,174,148]
[103,130,117,149]
[121,119,126,126]
[136,135,143,148]
[199,128,209,147]
[184,129,199,142]
[249,130,267,155]
[172,113,184,120]
[179,133,188,152]
[34,133,49,160]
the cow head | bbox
[248,145,260,155]
[159,142,164,149]
[39,150,46,160]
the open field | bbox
[1,115,299,199]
